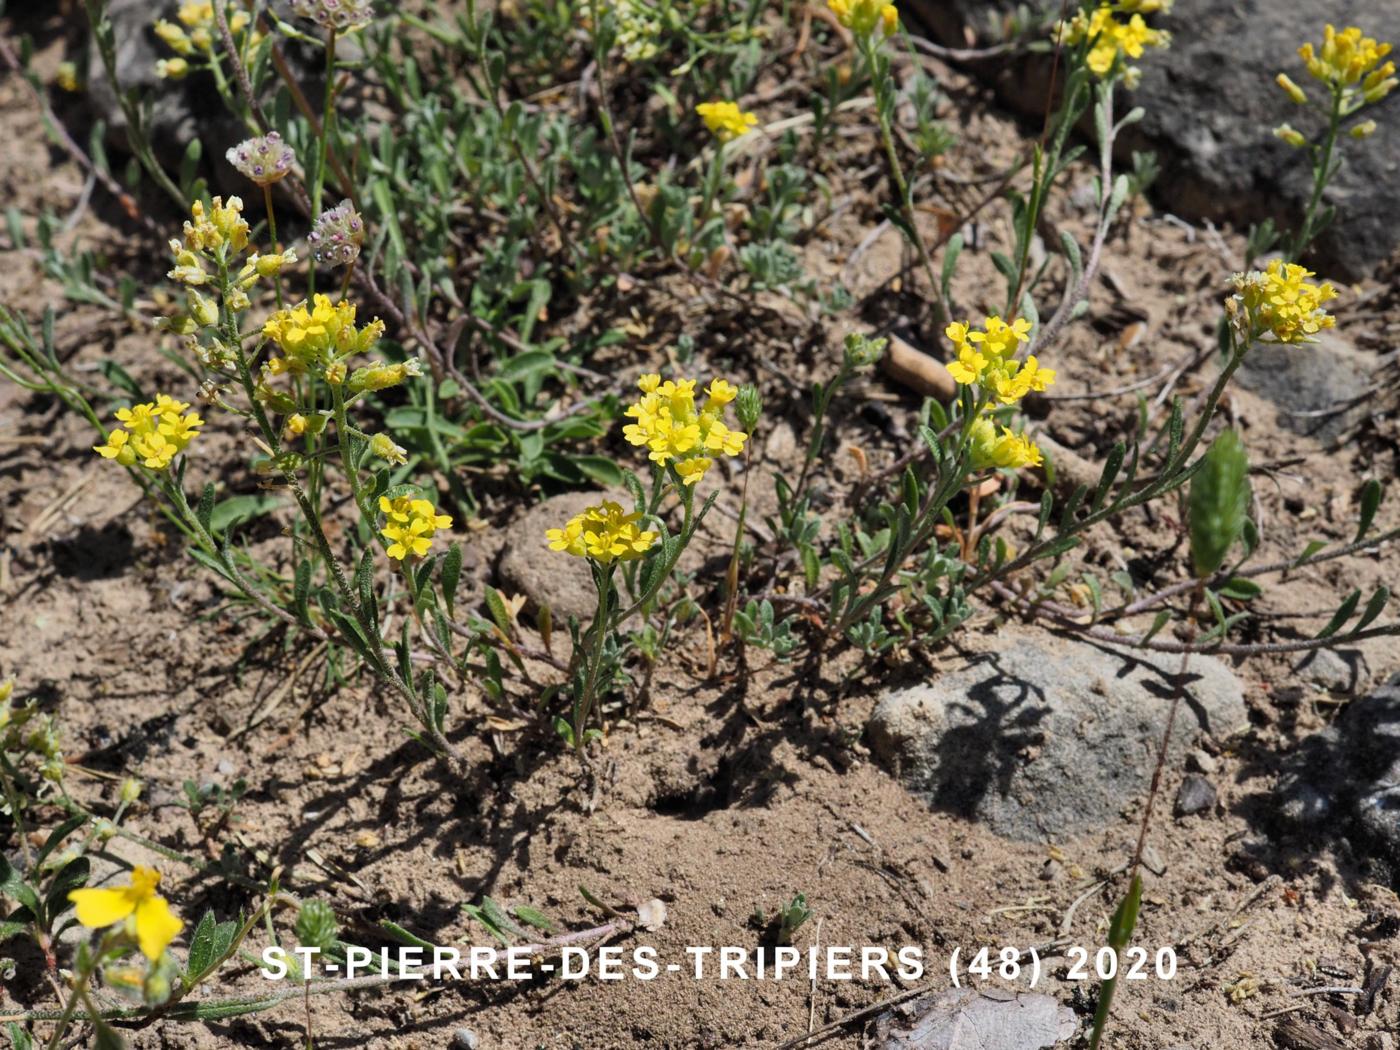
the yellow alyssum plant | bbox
[1226,259,1337,345]
[548,374,751,751]
[1054,1,1171,85]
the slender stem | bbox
[262,183,285,309]
[861,34,943,321]
[1290,88,1343,261]
[575,565,613,752]
[309,29,338,295]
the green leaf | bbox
[209,493,280,535]
[293,560,312,624]
[1141,609,1171,644]
[512,905,555,934]
[1218,577,1262,601]
[44,856,91,922]
[573,455,624,487]
[1188,429,1249,578]
[1091,443,1125,512]
[1315,589,1360,639]
[186,910,219,978]
[196,483,216,535]
[1356,479,1383,542]
[1293,539,1326,566]
[7,1021,33,1050]
[484,587,513,638]
[1088,874,1142,1050]
[441,544,463,617]
[496,350,556,382]
[1353,586,1390,633]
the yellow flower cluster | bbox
[1298,25,1395,102]
[622,375,748,485]
[546,501,658,564]
[262,294,388,375]
[1055,3,1171,83]
[1227,259,1337,344]
[69,866,184,962]
[945,316,1056,404]
[695,101,758,143]
[94,394,204,470]
[827,0,898,38]
[968,415,1042,471]
[379,495,452,560]
[154,2,259,78]
[179,196,249,257]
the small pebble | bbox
[1175,774,1217,817]
[450,1029,479,1050]
[1187,749,1218,775]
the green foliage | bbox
[1188,429,1250,579]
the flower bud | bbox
[369,433,408,465]
[156,58,189,80]
[119,777,143,803]
[1273,123,1307,148]
[1350,119,1377,139]
[226,132,296,186]
[1275,73,1308,105]
[188,291,219,328]
[324,361,347,385]
[284,413,309,437]
[307,199,365,268]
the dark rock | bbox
[867,632,1246,839]
[1275,673,1400,874]
[903,0,1400,280]
[1174,773,1217,816]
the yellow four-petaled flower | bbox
[621,374,748,485]
[546,501,658,564]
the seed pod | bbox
[1189,429,1250,579]
[295,899,340,952]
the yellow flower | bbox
[95,395,203,471]
[828,0,899,38]
[621,374,748,482]
[1299,25,1393,90]
[946,345,987,385]
[945,315,1052,403]
[1055,4,1169,81]
[56,61,80,92]
[380,495,451,561]
[547,501,657,564]
[695,101,758,143]
[262,295,385,371]
[68,866,184,962]
[1227,259,1337,344]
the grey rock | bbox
[495,490,617,625]
[1293,646,1366,694]
[1275,673,1400,871]
[85,0,246,182]
[1234,334,1372,443]
[450,1029,480,1050]
[867,634,1247,840]
[903,0,1400,280]
[1174,773,1217,817]
[877,987,1076,1048]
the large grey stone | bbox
[867,635,1247,840]
[1276,673,1400,873]
[1234,333,1372,443]
[904,0,1400,280]
[495,490,614,625]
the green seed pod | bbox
[295,899,340,952]
[736,384,763,432]
[1189,428,1250,579]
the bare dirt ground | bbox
[2,10,1399,1050]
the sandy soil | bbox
[1,8,1398,1050]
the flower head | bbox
[95,395,204,470]
[69,866,184,962]
[1227,259,1337,344]
[181,196,249,254]
[379,495,451,561]
[289,0,377,31]
[262,294,385,372]
[226,132,296,186]
[546,501,658,564]
[695,101,758,143]
[1299,25,1394,96]
[622,374,748,484]
[307,199,365,268]
[1055,3,1170,82]
[944,315,1053,404]
[827,0,899,38]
